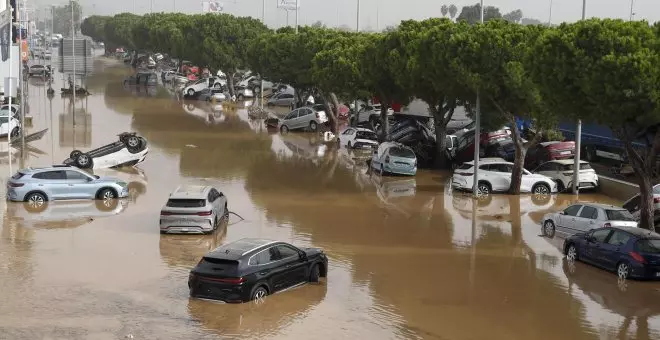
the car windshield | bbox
[562,163,592,171]
[636,239,660,253]
[356,131,377,140]
[389,147,415,158]
[605,209,635,221]
[166,199,206,208]
[0,116,9,124]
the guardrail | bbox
[598,175,639,201]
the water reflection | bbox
[5,200,128,229]
[159,218,227,268]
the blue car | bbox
[564,226,660,280]
[371,142,417,176]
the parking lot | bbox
[1,58,659,339]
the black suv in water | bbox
[188,238,328,303]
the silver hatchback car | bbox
[6,165,129,204]
[159,185,228,234]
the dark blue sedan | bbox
[563,226,660,280]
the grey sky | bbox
[34,0,658,30]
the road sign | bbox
[277,0,299,10]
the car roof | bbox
[18,165,77,174]
[576,202,625,210]
[170,185,212,199]
[464,157,508,165]
[611,226,660,238]
[548,159,588,165]
[206,238,279,260]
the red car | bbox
[525,141,576,170]
[449,129,512,164]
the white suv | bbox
[182,77,225,97]
[452,158,557,195]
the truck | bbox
[558,122,646,163]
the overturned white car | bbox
[63,132,149,169]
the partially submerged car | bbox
[159,185,228,234]
[124,72,158,86]
[28,64,47,77]
[371,142,417,176]
[0,113,20,138]
[451,158,557,195]
[279,105,328,133]
[188,238,328,303]
[197,88,227,102]
[542,203,637,238]
[63,132,148,169]
[337,127,378,149]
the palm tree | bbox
[441,5,448,17]
[448,4,458,21]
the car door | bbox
[583,228,613,267]
[575,205,599,233]
[32,170,69,200]
[64,170,95,199]
[490,163,513,191]
[598,230,631,270]
[275,244,307,287]
[283,109,298,127]
[296,108,313,129]
[519,168,538,192]
[340,128,354,147]
[558,205,582,233]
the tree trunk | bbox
[379,102,390,142]
[319,90,339,133]
[507,116,526,195]
[620,128,660,231]
[227,71,235,98]
[429,101,455,169]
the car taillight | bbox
[216,277,245,284]
[197,211,212,216]
[385,156,390,163]
[160,211,172,216]
[8,182,23,187]
[629,251,647,264]
[654,197,660,204]
[603,223,611,228]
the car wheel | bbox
[24,193,47,212]
[566,244,578,262]
[214,83,221,89]
[70,150,82,160]
[10,127,19,138]
[309,264,321,283]
[542,220,556,238]
[477,182,491,196]
[309,121,318,132]
[187,88,195,96]
[237,94,244,101]
[533,183,551,195]
[98,188,117,201]
[556,180,565,193]
[347,141,352,149]
[124,135,142,152]
[75,153,93,169]
[280,125,289,134]
[617,262,630,279]
[250,285,268,302]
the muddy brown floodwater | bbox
[1,58,660,340]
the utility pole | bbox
[629,0,635,21]
[548,0,553,26]
[352,0,359,127]
[19,0,25,147]
[8,0,14,175]
[573,1,586,194]
[294,0,299,33]
[71,0,76,126]
[471,0,484,197]
[260,0,264,109]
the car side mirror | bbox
[298,251,307,260]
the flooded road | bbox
[1,58,660,339]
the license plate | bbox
[560,151,571,155]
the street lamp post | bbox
[353,0,359,125]
[471,0,484,197]
[629,0,635,21]
[573,1,586,194]
[294,0,299,33]
[260,0,264,109]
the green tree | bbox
[449,4,458,20]
[104,13,141,50]
[503,9,523,23]
[387,19,471,168]
[529,19,660,230]
[80,15,108,42]
[456,3,502,24]
[448,20,553,194]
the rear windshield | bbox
[458,164,473,170]
[389,147,415,158]
[202,258,238,266]
[605,209,635,221]
[166,199,206,208]
[636,239,660,253]
[356,131,377,140]
[562,163,592,171]
[11,172,23,179]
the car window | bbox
[653,185,660,194]
[536,163,550,172]
[356,130,376,140]
[389,146,416,158]
[445,136,453,148]
[342,129,354,135]
[277,245,299,260]
[166,199,206,208]
[65,170,89,180]
[32,170,66,180]
[248,248,275,265]
[591,229,612,243]
[284,110,298,120]
[564,205,582,216]
[623,195,641,212]
[491,164,513,173]
[207,191,215,203]
[605,209,635,221]
[636,239,660,253]
[579,206,598,219]
[283,94,293,99]
[607,231,631,246]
